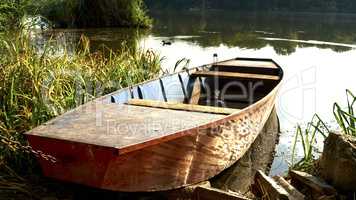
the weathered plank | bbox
[26,102,226,150]
[191,71,280,81]
[254,170,289,200]
[128,99,239,115]
[273,176,305,200]
[289,170,337,196]
[319,132,356,191]
[194,186,251,200]
[163,181,211,200]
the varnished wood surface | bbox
[25,57,284,192]
[191,71,280,81]
[127,99,239,115]
[26,101,225,150]
[215,60,278,69]
[27,85,279,192]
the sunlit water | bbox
[37,11,356,175]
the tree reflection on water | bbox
[36,11,356,56]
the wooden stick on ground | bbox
[253,170,289,200]
[194,186,251,200]
[274,176,305,200]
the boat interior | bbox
[111,58,283,115]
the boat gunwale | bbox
[25,57,284,155]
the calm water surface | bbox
[41,11,356,175]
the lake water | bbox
[39,11,356,175]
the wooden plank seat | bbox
[26,102,227,152]
[212,60,280,75]
[191,71,280,81]
[127,99,239,115]
[214,60,278,69]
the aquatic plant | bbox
[291,89,355,171]
[290,114,329,172]
[333,89,356,136]
[0,32,161,174]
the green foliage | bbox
[0,0,152,29]
[0,32,161,173]
[0,0,34,30]
[76,0,152,28]
[35,0,78,28]
[128,0,152,27]
[333,90,356,136]
[291,114,329,172]
[291,89,356,172]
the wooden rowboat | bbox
[25,57,284,192]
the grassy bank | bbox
[0,29,161,180]
[0,1,157,197]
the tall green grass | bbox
[291,89,356,171]
[291,114,329,171]
[0,32,161,173]
[333,89,356,136]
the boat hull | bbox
[26,84,279,192]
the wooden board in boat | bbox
[27,101,226,153]
[192,71,280,81]
[215,59,278,69]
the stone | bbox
[289,170,337,197]
[319,132,356,192]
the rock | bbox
[289,170,337,197]
[319,132,356,192]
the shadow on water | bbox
[34,28,150,54]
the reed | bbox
[0,32,161,173]
[291,89,355,171]
[290,114,329,172]
[333,89,356,136]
